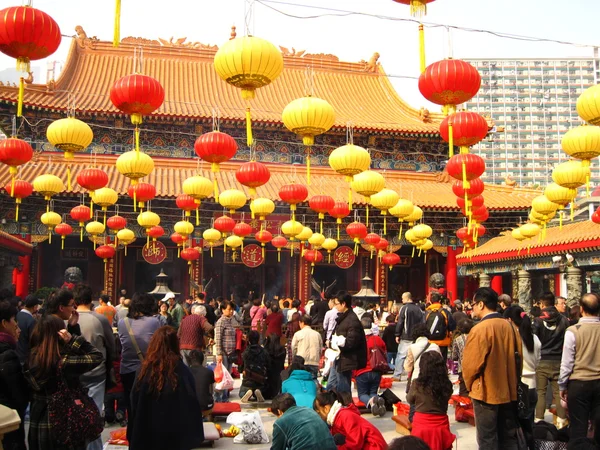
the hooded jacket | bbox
[281,369,317,408]
[533,306,570,360]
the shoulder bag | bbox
[369,337,390,373]
[124,317,144,361]
[509,324,530,420]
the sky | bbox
[0,0,599,109]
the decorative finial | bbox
[230,26,237,40]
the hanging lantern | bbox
[552,160,587,220]
[92,188,118,225]
[181,247,200,275]
[561,125,600,196]
[328,201,351,239]
[236,161,271,210]
[46,117,93,189]
[107,214,127,246]
[446,153,486,190]
[219,189,247,215]
[147,225,164,245]
[296,227,313,255]
[127,182,156,212]
[418,59,481,114]
[54,223,72,250]
[95,244,116,272]
[224,235,243,253]
[214,215,236,237]
[576,84,600,126]
[329,144,371,209]
[419,239,434,262]
[458,194,484,213]
[282,96,335,183]
[271,235,288,262]
[182,175,213,225]
[170,232,185,257]
[471,205,489,224]
[592,208,600,224]
[403,205,423,227]
[137,211,161,246]
[0,138,33,194]
[531,196,559,222]
[520,223,541,253]
[309,232,326,250]
[116,228,136,255]
[303,249,323,273]
[174,221,194,243]
[412,224,433,242]
[176,194,198,220]
[116,150,155,205]
[255,228,273,258]
[250,198,275,221]
[375,238,389,259]
[85,220,105,249]
[389,199,415,237]
[363,233,381,259]
[0,5,61,116]
[392,0,435,17]
[233,222,253,250]
[382,252,401,271]
[439,111,488,157]
[110,74,164,126]
[371,188,400,235]
[351,170,385,226]
[346,222,368,255]
[3,179,32,221]
[309,195,335,233]
[279,184,309,221]
[203,228,222,258]
[214,34,283,147]
[452,178,485,199]
[195,131,238,200]
[544,183,576,228]
[40,211,61,244]
[282,220,304,244]
[77,167,108,213]
[33,174,64,213]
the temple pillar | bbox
[104,257,116,300]
[479,273,491,288]
[445,246,458,303]
[491,275,503,295]
[554,273,562,297]
[298,257,310,304]
[565,267,583,307]
[11,234,31,298]
[517,270,532,311]
[374,256,387,301]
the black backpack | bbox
[426,309,448,341]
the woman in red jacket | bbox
[314,391,388,450]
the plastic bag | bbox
[107,427,128,445]
[215,363,234,391]
[214,361,224,383]
[226,411,270,444]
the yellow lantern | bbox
[403,205,423,228]
[412,224,433,241]
[116,150,154,183]
[137,211,160,246]
[218,189,246,215]
[282,96,335,183]
[116,228,135,255]
[203,228,222,258]
[33,174,64,213]
[308,232,325,249]
[561,125,600,195]
[214,34,283,147]
[544,183,576,228]
[321,237,338,263]
[531,196,558,221]
[552,160,588,189]
[225,235,242,250]
[390,198,415,237]
[296,226,313,256]
[370,188,400,234]
[46,117,93,190]
[351,170,385,225]
[576,84,600,125]
[282,220,304,245]
[520,223,540,239]
[251,197,275,221]
[418,238,434,262]
[511,228,526,241]
[329,144,371,210]
[41,211,61,244]
[86,220,105,249]
[183,175,213,225]
[174,221,194,244]
[92,187,118,225]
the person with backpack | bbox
[354,316,388,417]
[425,293,456,360]
[394,292,425,381]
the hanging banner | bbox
[241,244,264,268]
[334,246,355,269]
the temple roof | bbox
[0,230,32,255]
[5,153,538,211]
[0,30,443,134]
[457,220,600,265]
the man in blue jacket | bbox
[393,291,424,380]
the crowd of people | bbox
[0,284,599,450]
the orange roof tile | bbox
[4,153,537,211]
[457,220,600,265]
[0,36,442,134]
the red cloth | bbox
[178,315,206,350]
[411,412,456,450]
[331,404,387,450]
[265,311,283,337]
[354,334,387,378]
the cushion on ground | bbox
[202,422,220,441]
[352,397,368,414]
[212,402,242,416]
[392,414,412,435]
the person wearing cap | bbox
[16,294,40,363]
[166,293,185,329]
[452,300,468,325]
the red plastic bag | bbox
[215,361,224,383]
[108,427,128,445]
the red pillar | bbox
[491,275,503,295]
[445,246,458,304]
[554,273,562,297]
[12,234,31,298]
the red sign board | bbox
[334,246,355,269]
[142,241,167,264]
[241,244,264,268]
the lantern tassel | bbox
[399,222,403,239]
[195,208,200,226]
[15,202,19,222]
[320,219,323,235]
[261,245,265,259]
[214,178,219,203]
[328,253,331,264]
[337,224,340,240]
[366,204,369,227]
[17,77,24,117]
[419,24,426,73]
[80,226,83,242]
[245,107,253,147]
[113,0,121,47]
[210,246,214,258]
[277,250,281,263]
[61,237,65,250]
[412,246,415,258]
[424,252,427,264]
[135,126,140,154]
[306,153,311,185]
[411,0,427,17]
[125,245,128,256]
[448,121,454,158]
[383,216,387,235]
[48,232,52,244]
[67,166,72,191]
[348,188,353,211]
[462,161,470,189]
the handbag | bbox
[369,339,390,373]
[509,324,530,420]
[48,365,104,447]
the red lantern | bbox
[303,249,323,273]
[77,168,109,192]
[329,201,350,239]
[309,194,335,233]
[54,223,73,250]
[472,224,486,244]
[456,227,470,242]
[592,209,600,224]
[418,59,481,110]
[107,215,127,234]
[95,244,116,272]
[346,222,368,255]
[214,215,236,236]
[446,153,486,189]
[382,252,401,270]
[0,138,33,187]
[458,194,485,212]
[70,205,91,241]
[472,205,489,223]
[233,222,252,238]
[375,238,389,252]
[271,235,288,262]
[279,183,309,221]
[110,74,165,125]
[170,232,185,256]
[128,182,156,211]
[3,179,32,221]
[452,178,484,199]
[255,229,273,258]
[195,131,238,200]
[236,161,271,198]
[364,233,381,259]
[181,247,200,274]
[176,194,197,219]
[147,225,165,241]
[440,112,489,154]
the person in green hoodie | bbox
[270,393,337,450]
[281,357,317,408]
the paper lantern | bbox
[371,188,400,234]
[203,228,222,257]
[403,205,423,226]
[308,232,325,249]
[95,244,116,272]
[545,183,576,227]
[214,215,236,237]
[282,96,335,183]
[110,73,164,126]
[282,220,304,242]
[54,223,72,250]
[576,84,600,126]
[85,221,105,249]
[181,248,201,276]
[271,235,288,262]
[116,150,154,186]
[147,225,164,242]
[106,215,127,246]
[40,211,60,244]
[346,221,368,255]
[176,194,197,220]
[127,182,156,212]
[389,199,415,237]
[321,238,338,263]
[137,211,160,245]
[233,222,253,250]
[92,188,118,225]
[303,249,323,273]
[214,35,283,146]
[174,220,194,242]
[0,138,33,192]
[446,153,486,189]
[351,170,385,225]
[561,125,600,195]
[363,233,381,259]
[382,252,401,270]
[329,144,371,209]
[182,175,213,225]
[531,196,559,221]
[77,167,108,213]
[328,201,351,239]
[236,161,271,201]
[296,227,313,255]
[250,198,275,221]
[439,111,489,157]
[195,131,238,200]
[3,179,32,221]
[33,174,64,213]
[418,239,434,262]
[452,178,485,199]
[116,228,136,255]
[224,235,242,251]
[279,183,309,221]
[255,228,273,258]
[552,160,588,190]
[412,224,433,241]
[309,194,335,233]
[219,189,246,215]
[592,209,600,224]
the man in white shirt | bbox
[292,315,323,379]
